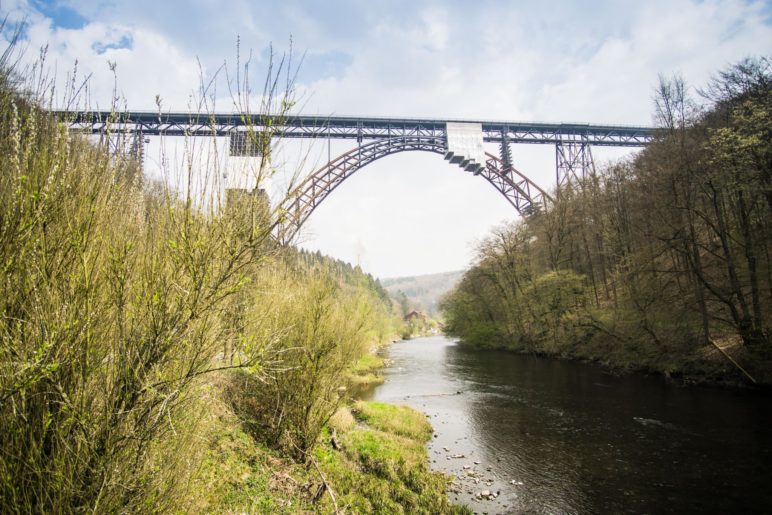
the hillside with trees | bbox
[441,57,771,385]
[382,270,463,318]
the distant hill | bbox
[381,270,464,318]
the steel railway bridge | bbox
[55,111,655,242]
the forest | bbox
[442,57,771,384]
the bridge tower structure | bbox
[555,135,596,189]
[55,110,654,241]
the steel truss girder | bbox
[483,152,551,215]
[55,111,654,147]
[276,136,551,243]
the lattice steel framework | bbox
[97,131,146,167]
[556,135,596,188]
[276,136,550,243]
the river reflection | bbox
[361,336,772,514]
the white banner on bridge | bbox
[445,122,485,173]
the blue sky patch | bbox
[31,0,88,30]
[92,34,133,54]
[296,50,352,83]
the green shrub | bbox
[230,260,390,459]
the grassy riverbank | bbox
[193,372,468,514]
[346,352,387,387]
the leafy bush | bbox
[227,259,392,459]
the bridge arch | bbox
[277,136,551,243]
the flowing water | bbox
[359,335,772,514]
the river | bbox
[359,335,772,514]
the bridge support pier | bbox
[100,131,146,169]
[499,130,513,171]
[555,136,595,190]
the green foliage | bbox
[521,271,588,352]
[347,353,386,386]
[191,374,318,514]
[199,383,469,515]
[349,353,386,375]
[0,37,447,514]
[401,312,437,339]
[0,45,403,512]
[227,257,396,459]
[0,85,276,511]
[295,247,393,309]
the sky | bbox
[1,0,771,278]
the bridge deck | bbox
[54,111,655,147]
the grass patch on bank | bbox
[351,401,433,442]
[346,352,386,386]
[341,428,427,476]
[190,375,316,514]
[318,405,470,514]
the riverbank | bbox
[453,331,772,389]
[193,370,470,513]
[346,351,388,387]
